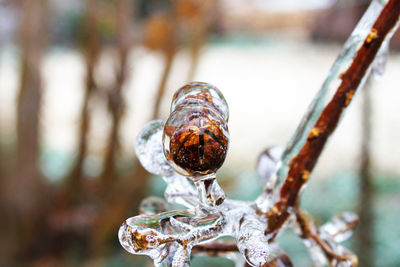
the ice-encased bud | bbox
[136,119,174,177]
[163,83,229,178]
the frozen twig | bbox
[295,210,358,266]
[265,0,400,239]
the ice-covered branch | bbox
[265,0,400,239]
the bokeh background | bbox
[1,0,400,266]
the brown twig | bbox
[10,0,46,252]
[265,0,400,239]
[193,242,238,255]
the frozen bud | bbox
[163,83,229,178]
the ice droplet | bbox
[136,119,174,177]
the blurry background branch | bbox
[62,0,103,203]
[4,0,47,258]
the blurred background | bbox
[1,0,400,266]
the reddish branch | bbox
[265,0,400,239]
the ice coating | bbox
[139,196,170,215]
[119,210,226,266]
[255,146,284,213]
[320,212,359,243]
[256,146,284,187]
[120,83,359,266]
